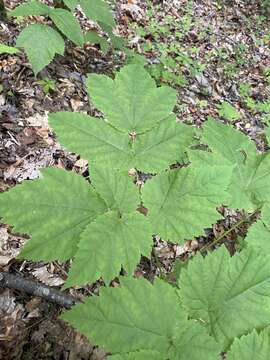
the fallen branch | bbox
[0,272,80,308]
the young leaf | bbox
[8,0,50,17]
[49,8,84,46]
[86,65,177,133]
[49,111,194,172]
[64,211,152,287]
[61,277,220,359]
[142,165,231,242]
[0,43,19,54]
[0,168,106,261]
[79,0,115,28]
[179,246,270,349]
[227,329,270,360]
[90,164,139,213]
[218,101,241,121]
[17,24,65,74]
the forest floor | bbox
[0,0,270,359]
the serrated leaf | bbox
[202,118,257,166]
[17,24,65,74]
[86,65,177,133]
[228,152,270,210]
[61,277,220,359]
[90,164,139,213]
[179,246,270,349]
[49,112,194,172]
[63,0,78,11]
[79,0,115,27]
[8,0,50,17]
[49,112,132,169]
[142,165,231,242]
[64,211,152,286]
[0,43,19,54]
[245,219,270,251]
[201,118,269,210]
[132,117,194,172]
[0,168,106,261]
[49,8,84,46]
[85,31,109,53]
[227,329,270,360]
[218,101,241,121]
[246,205,270,252]
[265,127,270,146]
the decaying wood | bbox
[0,272,80,308]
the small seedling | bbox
[36,77,56,94]
[218,101,241,121]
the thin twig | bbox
[200,211,258,253]
[0,272,80,308]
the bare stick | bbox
[0,272,80,308]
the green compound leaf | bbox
[245,219,270,251]
[179,246,270,349]
[49,111,194,172]
[87,65,177,133]
[200,118,270,210]
[61,277,220,359]
[49,112,131,168]
[246,205,270,252]
[64,211,152,287]
[8,0,50,17]
[79,0,115,27]
[142,165,231,243]
[266,127,270,145]
[132,117,194,172]
[227,329,270,360]
[0,43,19,54]
[0,168,106,261]
[90,164,139,213]
[201,118,257,166]
[49,8,84,46]
[17,24,65,75]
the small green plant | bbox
[234,44,247,66]
[8,0,123,74]
[36,77,56,94]
[218,101,241,121]
[263,67,270,85]
[2,65,270,358]
[0,43,19,54]
[131,0,206,87]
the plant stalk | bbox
[200,211,257,253]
